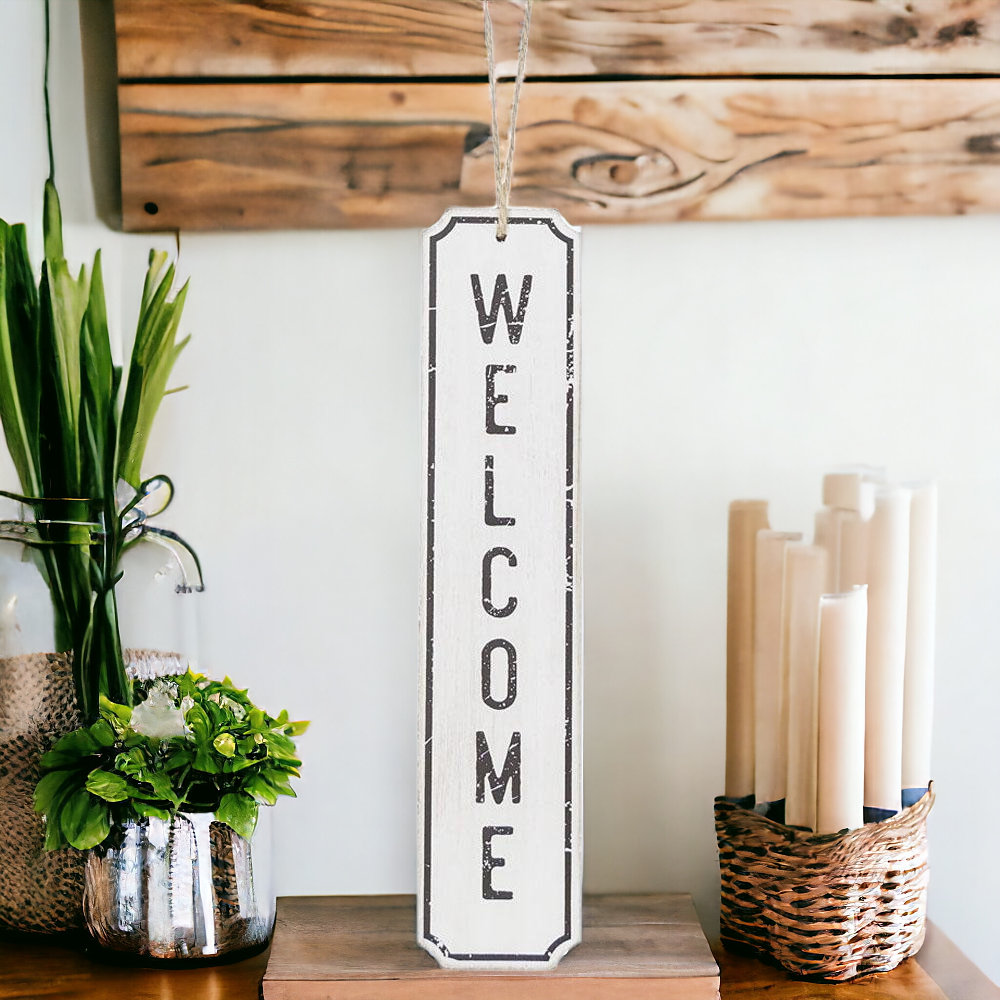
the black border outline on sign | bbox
[423,212,576,963]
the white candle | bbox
[814,507,843,592]
[726,500,770,800]
[902,482,937,796]
[864,488,911,816]
[823,471,879,520]
[784,545,827,831]
[838,511,870,590]
[753,529,802,805]
[821,470,878,590]
[817,588,867,834]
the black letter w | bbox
[476,731,521,804]
[471,274,533,345]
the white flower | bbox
[221,695,246,720]
[131,682,187,740]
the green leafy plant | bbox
[34,671,308,850]
[0,180,189,720]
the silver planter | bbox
[84,810,274,960]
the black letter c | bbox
[482,547,517,618]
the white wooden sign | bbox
[418,207,582,970]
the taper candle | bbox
[864,488,911,818]
[784,545,827,831]
[902,482,937,799]
[817,587,867,834]
[822,470,877,590]
[754,530,802,805]
[814,508,843,592]
[822,471,878,519]
[726,500,770,800]
[838,511,870,589]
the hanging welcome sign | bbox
[417,0,582,971]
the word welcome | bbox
[473,271,533,901]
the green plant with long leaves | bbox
[35,672,308,850]
[0,180,189,720]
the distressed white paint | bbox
[418,208,582,969]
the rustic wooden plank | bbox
[261,893,720,998]
[119,78,1000,230]
[113,0,1000,80]
[0,937,268,999]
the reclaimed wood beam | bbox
[114,0,1000,80]
[119,78,1000,231]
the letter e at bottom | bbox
[482,826,514,900]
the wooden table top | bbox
[0,919,995,999]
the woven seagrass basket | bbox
[715,785,934,981]
[0,649,189,935]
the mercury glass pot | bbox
[84,807,274,961]
[81,485,275,962]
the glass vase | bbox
[0,485,205,936]
[83,808,274,961]
[116,531,204,683]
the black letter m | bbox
[476,731,521,804]
[471,274,533,345]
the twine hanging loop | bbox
[484,0,533,242]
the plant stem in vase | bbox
[0,182,190,933]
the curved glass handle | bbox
[124,524,205,593]
[138,476,174,519]
[118,475,175,526]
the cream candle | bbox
[838,511,871,589]
[864,488,911,818]
[726,500,770,800]
[902,482,937,800]
[815,507,845,591]
[784,545,828,831]
[817,587,867,834]
[822,470,878,590]
[814,508,836,592]
[753,530,802,806]
[822,471,879,519]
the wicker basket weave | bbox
[715,785,934,981]
[0,649,188,935]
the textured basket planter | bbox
[715,786,934,981]
[0,652,84,934]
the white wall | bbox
[1,0,998,983]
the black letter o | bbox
[481,639,517,710]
